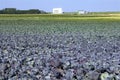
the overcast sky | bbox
[0,0,120,12]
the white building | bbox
[53,8,63,14]
[78,10,87,14]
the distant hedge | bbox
[0,8,47,14]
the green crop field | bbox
[0,14,120,37]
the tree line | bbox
[0,8,47,14]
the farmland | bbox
[0,14,120,79]
[0,14,120,37]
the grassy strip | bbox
[0,14,120,21]
[0,16,120,21]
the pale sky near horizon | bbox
[0,0,120,12]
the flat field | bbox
[0,14,120,79]
[0,14,120,37]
